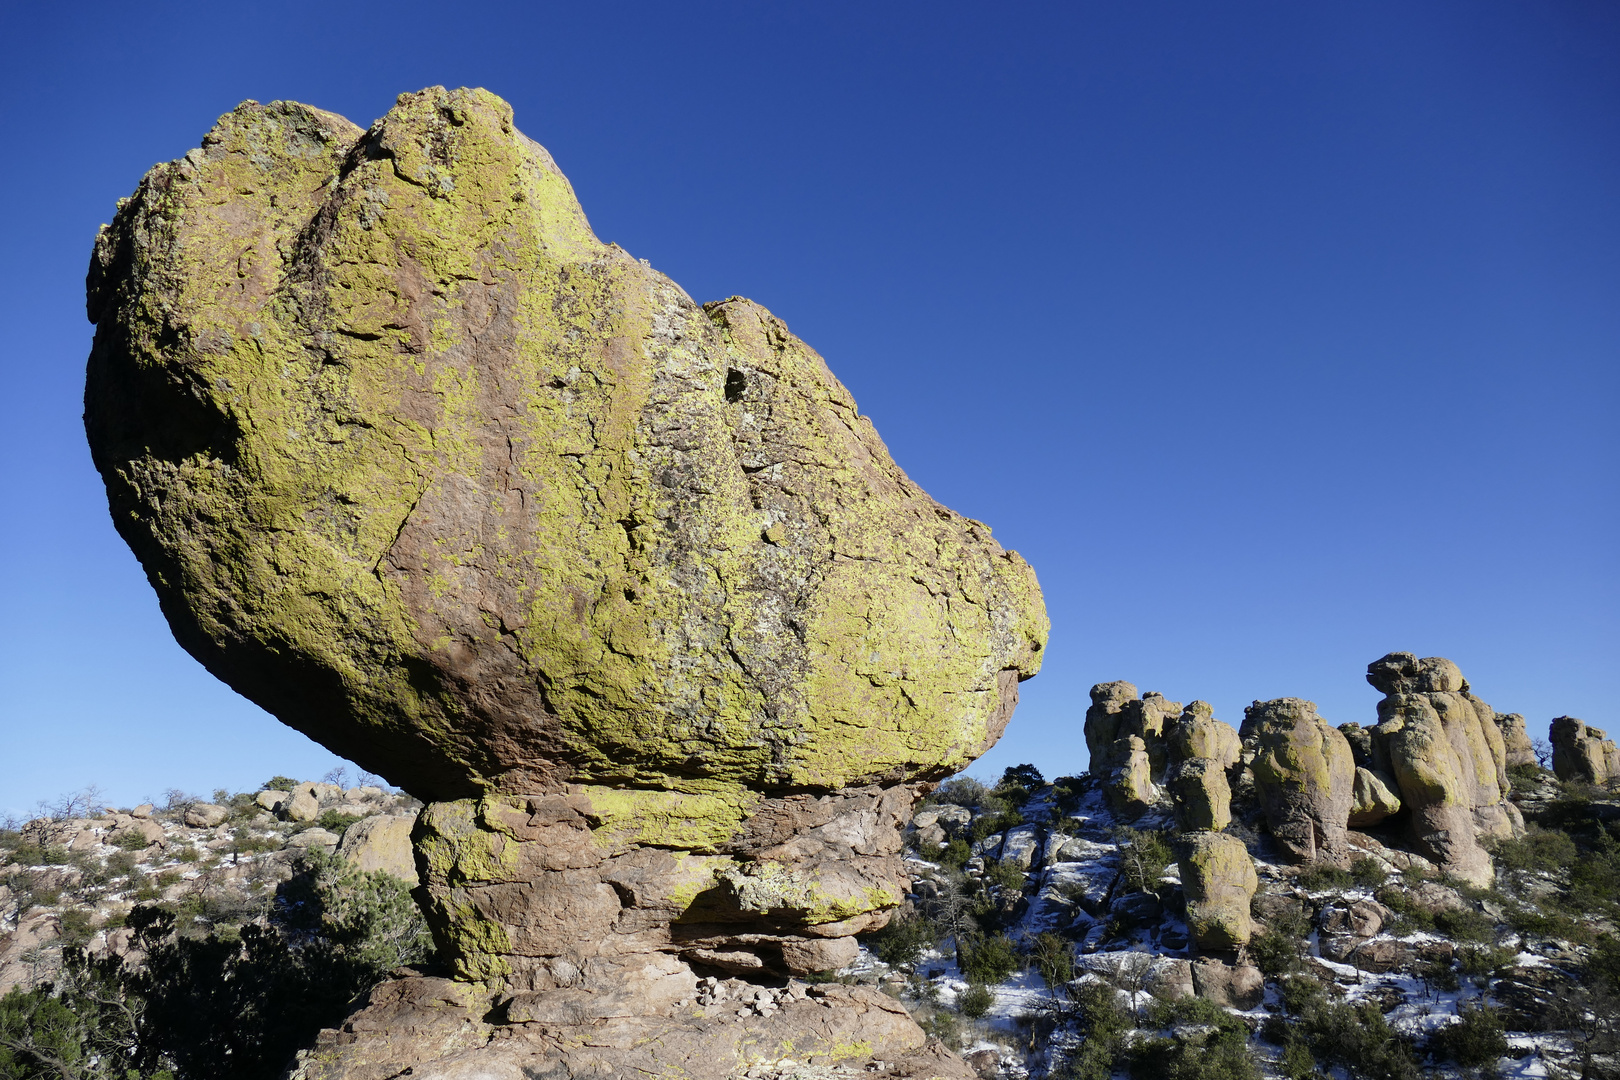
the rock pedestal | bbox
[84,86,1045,1079]
[1550,716,1620,786]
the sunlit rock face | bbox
[85,86,1045,1078]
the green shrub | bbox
[937,838,971,871]
[1059,982,1133,1080]
[1051,775,1087,816]
[959,933,1021,983]
[1350,856,1387,889]
[1507,762,1547,785]
[1433,906,1495,943]
[106,850,138,876]
[262,776,298,792]
[1506,902,1590,943]
[1429,1003,1507,1068]
[58,908,95,947]
[1296,861,1352,892]
[176,846,200,863]
[865,912,938,967]
[958,983,994,1018]
[1456,944,1514,978]
[1250,929,1303,976]
[934,777,992,807]
[1029,931,1075,989]
[1375,887,1436,933]
[1488,826,1579,875]
[313,809,363,834]
[969,808,1023,843]
[1115,828,1172,894]
[920,1008,960,1045]
[986,858,1026,892]
[113,829,152,852]
[1272,984,1419,1080]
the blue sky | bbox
[1,1,1615,816]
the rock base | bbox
[286,974,971,1080]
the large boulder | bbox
[1550,716,1620,786]
[1365,653,1516,884]
[1177,832,1257,949]
[84,86,1045,1079]
[1239,698,1355,864]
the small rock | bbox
[286,828,340,849]
[255,790,289,812]
[130,804,154,819]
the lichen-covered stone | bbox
[1550,716,1620,786]
[1169,701,1241,770]
[1348,766,1402,827]
[1365,653,1517,884]
[85,86,1046,806]
[84,87,1043,1078]
[1177,832,1257,949]
[1086,683,1178,817]
[1167,757,1231,833]
[1495,713,1537,769]
[1239,698,1355,864]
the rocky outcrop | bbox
[1177,832,1257,949]
[1165,701,1239,833]
[1239,698,1355,864]
[1364,653,1517,885]
[84,86,1047,1077]
[1084,683,1182,818]
[1495,713,1537,769]
[1550,716,1620,786]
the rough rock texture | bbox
[1550,716,1620,786]
[1364,653,1516,885]
[84,87,1045,1078]
[1495,713,1537,769]
[1347,767,1402,827]
[1177,832,1257,949]
[1084,683,1179,818]
[1165,701,1239,833]
[336,813,419,884]
[1239,699,1355,864]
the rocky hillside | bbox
[835,657,1620,1080]
[0,779,419,998]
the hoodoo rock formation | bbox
[1550,716,1620,786]
[84,86,1047,1079]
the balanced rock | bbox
[1550,716,1620,786]
[1177,831,1257,949]
[1165,701,1239,832]
[84,87,1044,1079]
[1365,653,1516,884]
[1239,698,1355,864]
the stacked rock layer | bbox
[84,86,1047,1078]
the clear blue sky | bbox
[1,1,1615,817]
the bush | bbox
[969,808,1023,843]
[113,829,152,852]
[865,912,938,967]
[1375,887,1436,933]
[1456,945,1514,978]
[1115,828,1172,894]
[985,858,1026,892]
[1052,775,1087,816]
[261,777,297,792]
[1429,1003,1507,1068]
[958,983,994,1018]
[1250,929,1303,976]
[1269,984,1418,1080]
[937,838,971,871]
[1433,906,1495,944]
[1490,826,1579,875]
[1132,998,1260,1080]
[58,908,95,947]
[313,809,363,834]
[933,777,991,808]
[1350,857,1388,889]
[1296,861,1352,892]
[1029,931,1075,989]
[959,933,1021,983]
[920,1008,960,1045]
[992,764,1044,805]
[1059,982,1133,1080]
